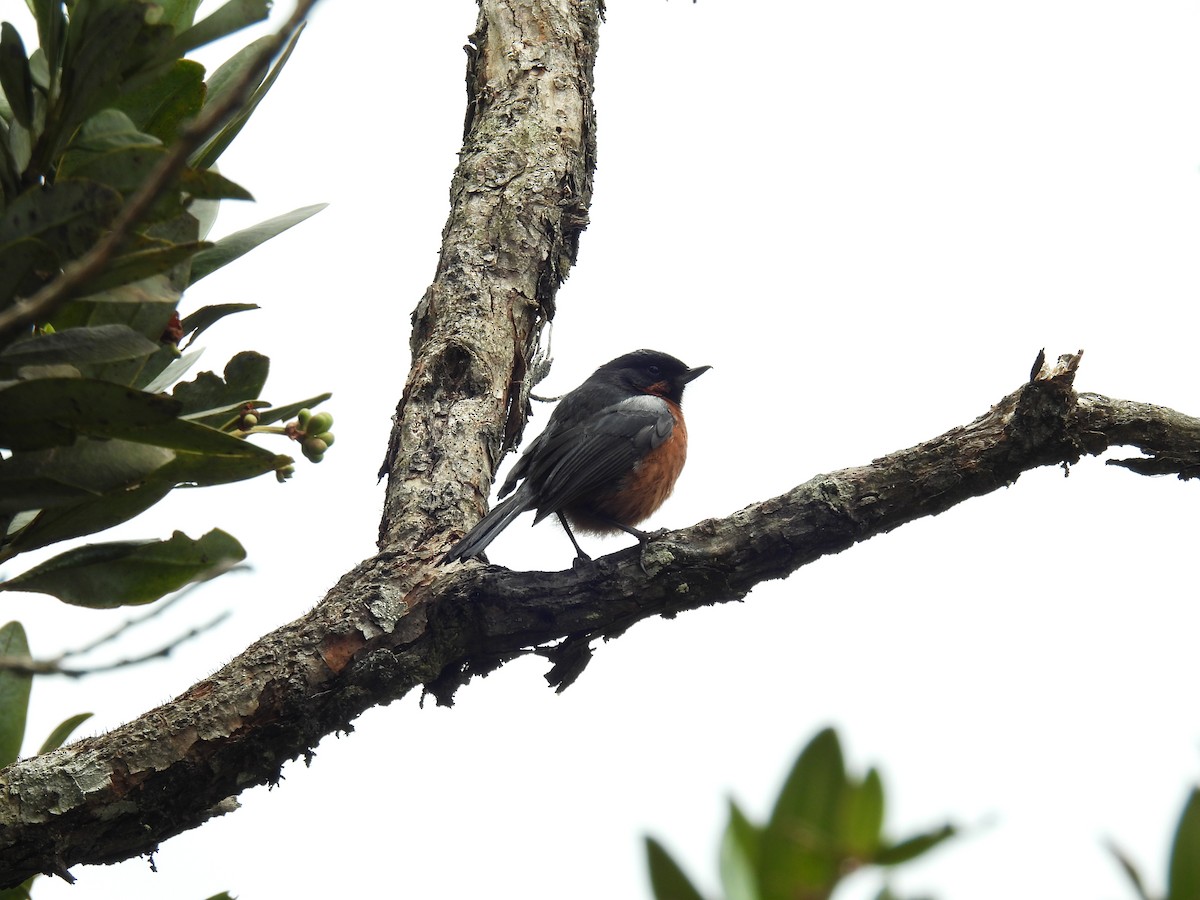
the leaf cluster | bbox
[0,0,328,609]
[647,728,955,900]
[1112,788,1200,900]
[648,727,1200,900]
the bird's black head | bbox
[595,349,710,403]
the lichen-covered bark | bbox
[377,0,601,560]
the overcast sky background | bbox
[5,1,1200,898]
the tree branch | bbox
[2,345,1199,885]
[376,0,601,560]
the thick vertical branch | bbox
[377,0,602,560]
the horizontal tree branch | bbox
[1,349,1198,886]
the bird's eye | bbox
[647,365,661,377]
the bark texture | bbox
[377,0,599,560]
[2,350,1200,886]
[2,1,1199,891]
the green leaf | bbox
[0,178,121,263]
[758,728,847,900]
[59,109,160,160]
[768,728,846,834]
[131,341,184,392]
[29,0,67,76]
[2,429,289,554]
[146,208,203,246]
[53,1,174,161]
[0,876,36,899]
[178,303,258,345]
[0,378,284,458]
[7,119,34,180]
[0,24,35,129]
[191,196,220,241]
[173,350,268,418]
[253,392,332,428]
[0,378,279,455]
[1168,789,1200,900]
[841,767,885,859]
[1106,841,1152,900]
[720,799,763,900]
[168,0,271,59]
[154,441,291,487]
[37,711,92,754]
[0,237,56,304]
[58,143,167,195]
[177,166,253,201]
[645,836,707,900]
[0,377,169,449]
[190,24,304,170]
[27,47,49,91]
[58,144,249,220]
[202,893,235,900]
[142,346,203,393]
[111,58,205,144]
[156,0,206,32]
[3,474,174,552]
[0,621,32,767]
[187,203,326,285]
[875,824,956,866]
[0,528,246,607]
[52,271,180,342]
[84,242,212,298]
[0,324,160,370]
[0,436,174,513]
[57,109,249,209]
[7,363,81,380]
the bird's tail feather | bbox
[442,489,531,563]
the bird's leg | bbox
[594,518,654,575]
[556,511,592,563]
[609,521,651,547]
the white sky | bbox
[6,1,1200,898]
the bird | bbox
[443,349,710,564]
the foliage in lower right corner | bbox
[1113,786,1200,900]
[647,727,957,900]
[1167,788,1200,900]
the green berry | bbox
[308,411,333,434]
